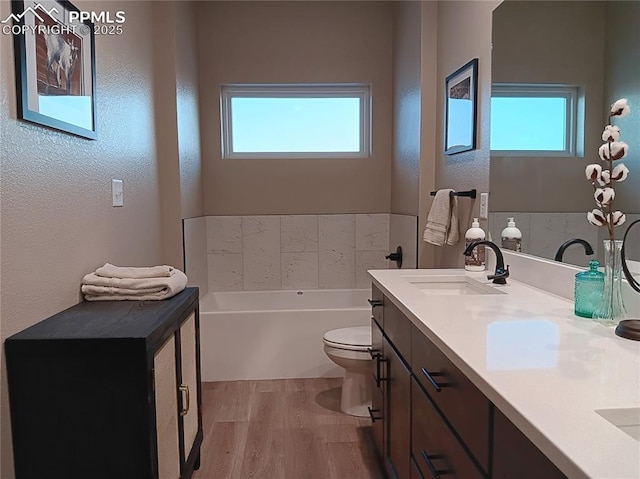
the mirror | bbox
[489,1,640,267]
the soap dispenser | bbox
[574,260,604,318]
[465,218,486,271]
[501,218,522,252]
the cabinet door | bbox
[154,336,181,479]
[385,337,411,479]
[370,318,385,456]
[180,312,200,459]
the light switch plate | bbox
[112,179,123,207]
[480,192,488,219]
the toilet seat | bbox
[323,326,371,352]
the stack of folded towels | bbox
[81,263,188,301]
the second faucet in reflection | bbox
[554,238,594,263]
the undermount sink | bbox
[595,408,640,442]
[404,275,506,296]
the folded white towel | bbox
[423,189,460,246]
[81,269,188,301]
[94,263,174,279]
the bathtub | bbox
[199,289,371,381]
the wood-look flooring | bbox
[192,378,386,479]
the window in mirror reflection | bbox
[490,84,580,156]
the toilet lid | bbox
[323,326,371,351]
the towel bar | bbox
[429,189,477,199]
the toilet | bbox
[323,326,372,417]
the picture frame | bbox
[11,0,97,139]
[444,58,478,155]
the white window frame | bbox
[220,84,371,159]
[490,84,579,157]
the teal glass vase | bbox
[592,240,629,323]
[574,259,604,318]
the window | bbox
[490,84,580,156]
[221,84,371,159]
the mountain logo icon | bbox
[1,3,59,24]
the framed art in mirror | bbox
[11,0,97,139]
[444,58,478,155]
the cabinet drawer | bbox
[493,407,566,479]
[411,325,490,472]
[370,284,384,324]
[384,300,411,364]
[412,378,484,479]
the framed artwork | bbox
[444,58,478,155]
[10,0,97,139]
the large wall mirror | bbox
[489,1,639,267]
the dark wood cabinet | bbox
[492,408,567,479]
[412,325,490,473]
[370,318,385,456]
[412,378,484,479]
[370,286,567,479]
[5,287,203,479]
[385,337,411,479]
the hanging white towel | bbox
[94,263,174,279]
[423,189,460,246]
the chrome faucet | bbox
[554,238,594,263]
[463,240,510,284]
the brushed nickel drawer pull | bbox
[367,299,383,307]
[179,384,190,416]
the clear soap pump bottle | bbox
[574,260,604,318]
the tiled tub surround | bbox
[206,214,391,291]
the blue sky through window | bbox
[491,97,567,151]
[231,97,361,153]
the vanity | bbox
[368,270,640,479]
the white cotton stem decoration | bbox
[599,141,628,161]
[611,163,629,182]
[587,209,607,227]
[585,164,602,181]
[594,187,615,205]
[602,125,621,142]
[610,211,626,226]
[586,98,630,239]
[610,98,630,118]
[599,170,611,185]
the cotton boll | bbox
[599,142,628,161]
[610,98,630,117]
[594,187,615,205]
[599,170,611,185]
[611,163,629,182]
[587,209,607,227]
[610,211,626,226]
[585,164,602,181]
[610,141,628,160]
[602,125,621,142]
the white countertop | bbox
[369,268,640,479]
